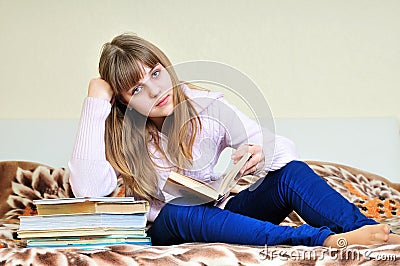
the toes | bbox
[371,231,389,244]
[384,225,391,234]
[373,224,390,234]
[381,225,390,242]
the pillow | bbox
[0,161,73,221]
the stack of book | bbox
[17,197,151,248]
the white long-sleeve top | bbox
[68,85,299,222]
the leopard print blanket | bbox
[0,160,399,265]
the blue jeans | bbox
[147,161,377,246]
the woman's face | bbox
[120,63,174,122]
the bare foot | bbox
[388,233,400,244]
[323,224,390,248]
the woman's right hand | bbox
[88,78,114,103]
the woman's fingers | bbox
[231,145,249,163]
[240,152,261,174]
[232,144,265,174]
[232,144,256,162]
[88,78,114,102]
[243,164,258,175]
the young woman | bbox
[69,33,400,247]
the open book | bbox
[162,152,252,204]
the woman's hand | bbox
[231,144,265,175]
[88,78,114,103]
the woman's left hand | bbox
[231,144,265,175]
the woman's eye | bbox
[133,86,142,95]
[152,70,160,78]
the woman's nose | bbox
[147,83,161,98]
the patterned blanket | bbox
[0,160,399,265]
[1,243,400,265]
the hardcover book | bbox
[162,152,252,204]
[19,213,147,231]
[33,197,149,215]
[17,227,146,239]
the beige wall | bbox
[1,0,399,121]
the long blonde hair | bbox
[99,33,201,201]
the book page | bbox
[33,197,139,205]
[218,152,252,195]
[163,172,219,203]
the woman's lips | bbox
[156,95,169,107]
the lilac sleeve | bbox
[68,97,118,197]
[216,98,299,171]
[68,97,163,222]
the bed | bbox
[0,160,400,265]
[0,117,399,265]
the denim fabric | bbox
[148,161,377,246]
